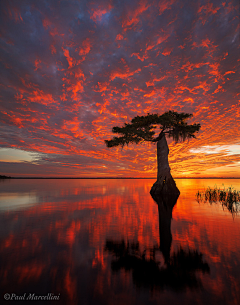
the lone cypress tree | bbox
[105,111,200,199]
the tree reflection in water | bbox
[105,194,210,291]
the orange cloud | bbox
[197,3,221,25]
[34,59,41,71]
[162,47,173,56]
[110,68,141,81]
[122,0,150,29]
[131,52,148,62]
[78,38,92,56]
[159,0,176,15]
[28,89,58,106]
[116,34,123,41]
[62,48,75,69]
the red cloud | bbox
[159,0,176,15]
[78,38,92,56]
[121,0,150,29]
[89,3,113,23]
[62,48,75,69]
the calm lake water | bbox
[0,178,239,305]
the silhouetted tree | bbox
[105,111,200,198]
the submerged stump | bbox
[150,133,180,202]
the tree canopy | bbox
[105,111,200,148]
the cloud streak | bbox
[0,0,239,177]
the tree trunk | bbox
[150,133,180,202]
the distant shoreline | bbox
[1,176,239,179]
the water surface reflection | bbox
[0,179,239,304]
[106,194,210,292]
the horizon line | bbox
[1,176,239,179]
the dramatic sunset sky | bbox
[0,0,239,177]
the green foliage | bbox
[105,111,200,147]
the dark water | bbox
[0,179,239,305]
